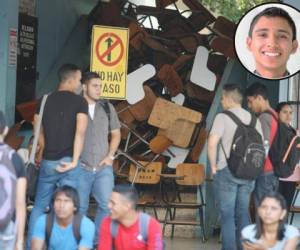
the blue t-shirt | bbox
[242,224,299,250]
[32,214,95,250]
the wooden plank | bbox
[148,98,202,147]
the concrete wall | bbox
[35,0,80,94]
[0,0,19,125]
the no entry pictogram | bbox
[96,32,124,66]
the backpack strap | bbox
[72,213,83,244]
[263,109,278,121]
[282,135,300,163]
[110,219,118,238]
[222,111,243,127]
[138,213,150,242]
[45,212,54,247]
[99,100,111,131]
[110,219,119,250]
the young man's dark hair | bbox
[113,184,139,208]
[58,64,81,82]
[51,185,80,213]
[248,7,297,41]
[245,82,269,100]
[81,71,100,85]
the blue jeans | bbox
[26,157,80,250]
[253,172,278,207]
[213,167,255,250]
[78,165,114,244]
[0,221,16,250]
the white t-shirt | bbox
[88,104,96,120]
[241,224,299,250]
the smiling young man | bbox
[98,184,163,250]
[247,6,298,79]
[31,186,95,250]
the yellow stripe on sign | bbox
[90,25,129,100]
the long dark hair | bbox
[255,192,287,240]
[276,102,296,134]
[51,185,80,214]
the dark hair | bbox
[245,82,268,100]
[113,184,138,208]
[276,101,292,113]
[255,192,287,241]
[0,110,6,134]
[51,185,80,214]
[81,71,100,85]
[249,7,297,41]
[58,64,81,82]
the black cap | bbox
[0,110,7,133]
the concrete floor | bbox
[165,236,220,250]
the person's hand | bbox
[98,155,113,167]
[34,145,43,166]
[15,240,24,250]
[242,240,267,250]
[56,161,77,173]
[210,165,217,179]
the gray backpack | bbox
[0,145,17,231]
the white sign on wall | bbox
[8,29,18,66]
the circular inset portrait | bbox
[235,2,300,80]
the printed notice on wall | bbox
[9,29,18,66]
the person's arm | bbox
[33,114,45,164]
[15,177,26,250]
[98,218,113,250]
[208,133,220,176]
[99,128,121,167]
[282,225,300,250]
[258,113,272,141]
[30,215,46,250]
[31,238,45,250]
[57,113,88,172]
[283,236,299,250]
[146,218,163,250]
[208,114,224,177]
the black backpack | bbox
[264,111,300,178]
[221,111,265,180]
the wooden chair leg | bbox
[199,207,206,242]
[162,206,171,235]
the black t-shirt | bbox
[0,143,26,178]
[36,91,88,160]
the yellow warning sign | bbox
[90,25,129,99]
